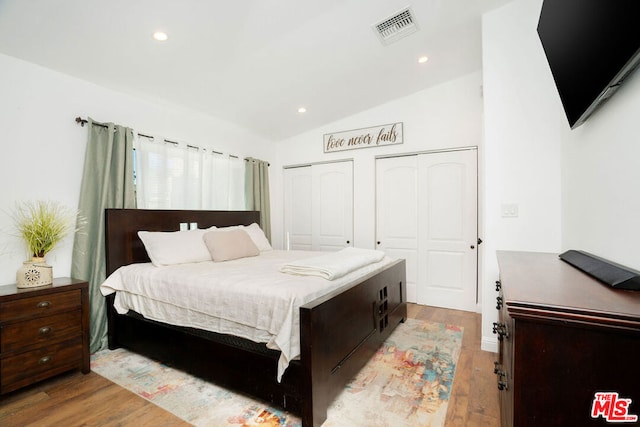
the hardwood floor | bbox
[0,370,189,427]
[0,304,500,426]
[409,304,501,427]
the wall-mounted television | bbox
[537,0,640,129]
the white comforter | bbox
[100,249,393,381]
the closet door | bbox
[418,149,477,311]
[312,161,353,251]
[375,155,419,302]
[283,166,313,250]
[376,149,478,311]
[284,161,353,251]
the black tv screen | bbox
[537,0,640,128]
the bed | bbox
[103,209,407,427]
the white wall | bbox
[481,0,563,351]
[0,53,271,285]
[561,68,640,270]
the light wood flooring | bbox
[0,304,500,426]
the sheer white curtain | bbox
[135,135,245,210]
[202,150,245,210]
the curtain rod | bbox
[75,116,265,164]
[76,116,150,137]
[75,117,96,127]
[245,158,270,166]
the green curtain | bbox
[245,158,271,241]
[71,118,136,353]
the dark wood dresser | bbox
[494,251,640,426]
[0,277,90,394]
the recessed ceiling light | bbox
[297,107,307,114]
[418,56,429,64]
[153,31,168,41]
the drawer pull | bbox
[492,322,509,340]
[39,326,52,336]
[38,356,52,365]
[37,301,51,308]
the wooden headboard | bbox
[105,209,260,276]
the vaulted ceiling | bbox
[0,0,512,141]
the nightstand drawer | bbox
[0,337,83,394]
[0,289,81,322]
[1,310,82,352]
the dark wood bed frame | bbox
[104,208,407,427]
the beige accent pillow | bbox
[214,223,272,251]
[203,229,260,262]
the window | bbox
[135,135,244,210]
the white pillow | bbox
[244,223,272,251]
[138,229,211,267]
[215,223,272,251]
[203,229,260,262]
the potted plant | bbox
[12,200,80,288]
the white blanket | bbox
[99,250,392,381]
[279,247,386,280]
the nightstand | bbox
[0,277,90,394]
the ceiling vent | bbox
[373,6,419,45]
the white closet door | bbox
[375,149,478,311]
[418,149,477,311]
[312,161,353,251]
[375,155,419,302]
[283,166,313,250]
[284,161,353,252]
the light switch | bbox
[501,203,519,218]
[179,222,188,231]
[189,222,198,230]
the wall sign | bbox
[323,122,403,153]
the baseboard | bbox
[481,335,498,353]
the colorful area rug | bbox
[91,319,463,426]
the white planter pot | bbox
[16,258,53,288]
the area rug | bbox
[91,319,463,427]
